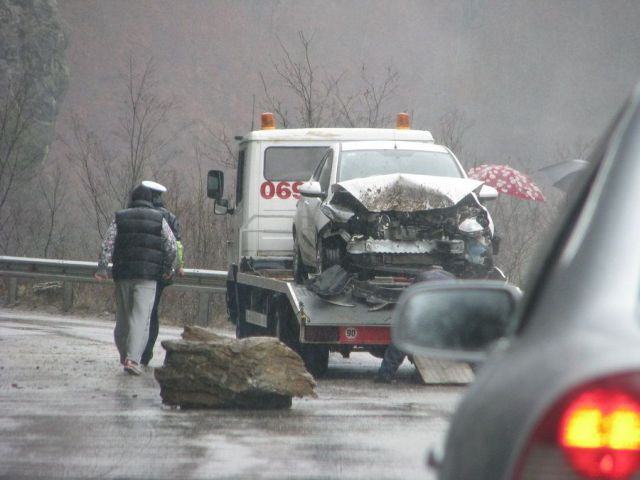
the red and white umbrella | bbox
[468,164,545,202]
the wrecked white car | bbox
[292,141,500,283]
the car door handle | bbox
[304,200,309,205]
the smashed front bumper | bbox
[346,238,465,255]
[345,238,467,273]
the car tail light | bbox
[517,373,640,480]
[560,389,640,478]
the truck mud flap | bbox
[413,356,474,385]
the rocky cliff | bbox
[0,0,68,164]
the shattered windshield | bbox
[338,150,463,182]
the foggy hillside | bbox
[5,0,640,272]
[3,0,640,320]
[55,0,640,167]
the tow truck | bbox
[206,113,497,376]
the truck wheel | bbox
[301,345,329,378]
[275,302,300,351]
[275,302,328,377]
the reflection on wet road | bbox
[0,309,464,479]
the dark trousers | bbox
[378,344,407,377]
[141,283,165,365]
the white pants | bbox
[113,280,157,364]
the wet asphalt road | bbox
[0,308,465,480]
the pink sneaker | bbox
[123,359,143,376]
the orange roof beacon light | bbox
[396,112,410,129]
[261,112,276,130]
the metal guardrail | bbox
[0,256,228,326]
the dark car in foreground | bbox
[392,87,640,480]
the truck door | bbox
[229,148,246,264]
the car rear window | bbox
[338,150,463,182]
[264,146,328,181]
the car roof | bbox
[241,128,434,143]
[338,140,449,152]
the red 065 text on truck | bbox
[259,181,303,200]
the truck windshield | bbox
[338,150,462,181]
[264,146,328,181]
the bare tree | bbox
[259,71,290,128]
[195,124,238,170]
[435,109,474,161]
[260,31,338,127]
[160,141,229,269]
[552,137,593,163]
[64,55,181,239]
[491,196,554,285]
[0,73,39,219]
[38,166,68,257]
[116,56,177,193]
[333,65,399,127]
[0,204,21,255]
[486,155,566,285]
[62,114,115,238]
[260,31,400,129]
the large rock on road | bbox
[155,326,316,409]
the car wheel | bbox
[324,242,342,266]
[316,236,342,274]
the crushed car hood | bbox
[331,173,484,212]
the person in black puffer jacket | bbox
[139,180,185,366]
[94,185,177,376]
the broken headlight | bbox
[321,203,355,224]
[458,217,484,235]
[376,214,391,238]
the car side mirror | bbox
[299,181,325,199]
[392,281,521,362]
[478,184,498,201]
[207,170,224,201]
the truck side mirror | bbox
[207,170,224,201]
[213,198,234,215]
